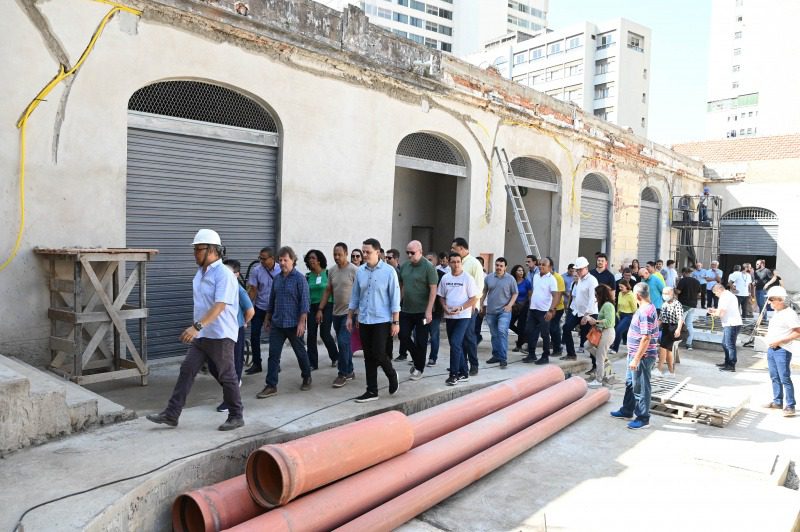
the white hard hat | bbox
[767,286,788,299]
[574,256,590,269]
[192,229,221,246]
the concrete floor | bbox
[2,334,799,531]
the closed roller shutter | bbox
[580,195,609,239]
[720,222,778,255]
[126,123,278,358]
[638,202,660,262]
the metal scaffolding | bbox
[669,194,722,269]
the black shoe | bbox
[534,357,550,365]
[354,391,378,403]
[388,369,399,395]
[469,366,479,376]
[561,354,577,361]
[146,412,178,427]
[330,359,337,368]
[499,361,508,369]
[719,365,736,372]
[512,346,522,352]
[244,365,262,375]
[215,402,229,413]
[522,356,538,363]
[445,375,458,386]
[394,355,407,361]
[585,367,597,375]
[301,376,312,391]
[218,416,244,431]
[716,362,728,368]
[486,357,501,364]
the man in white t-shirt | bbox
[763,286,800,417]
[523,258,559,366]
[705,261,723,308]
[438,252,479,386]
[728,265,752,318]
[709,283,743,372]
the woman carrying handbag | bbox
[585,284,617,388]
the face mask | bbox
[663,295,672,302]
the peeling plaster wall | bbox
[0,0,704,363]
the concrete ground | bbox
[2,332,799,531]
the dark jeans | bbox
[474,311,484,344]
[446,318,470,378]
[706,288,718,309]
[429,314,442,361]
[698,286,706,308]
[462,310,479,369]
[332,314,353,376]
[562,311,594,357]
[768,347,795,408]
[166,338,242,419]
[611,312,633,352]
[735,295,749,319]
[620,356,655,423]
[360,322,396,395]
[266,326,312,387]
[400,311,429,372]
[308,303,338,369]
[722,325,740,367]
[756,289,768,314]
[208,326,245,383]
[250,306,267,366]
[509,305,528,348]
[526,309,552,357]
[549,309,564,354]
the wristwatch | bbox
[192,321,204,331]
[392,321,399,325]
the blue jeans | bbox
[446,318,470,378]
[266,326,312,387]
[562,310,592,356]
[611,312,633,351]
[486,311,512,361]
[250,306,267,366]
[526,309,552,358]
[428,314,442,361]
[756,289,768,313]
[620,356,655,423]
[768,347,795,408]
[332,314,353,376]
[722,325,740,367]
[684,307,695,348]
[307,303,338,369]
[549,309,564,354]
[462,311,479,369]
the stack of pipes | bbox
[172,366,609,532]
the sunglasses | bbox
[406,250,417,255]
[351,254,361,259]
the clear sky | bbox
[547,0,712,146]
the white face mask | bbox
[663,294,672,302]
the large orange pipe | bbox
[225,377,588,532]
[336,388,611,532]
[246,410,414,508]
[174,366,563,531]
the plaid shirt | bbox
[660,300,684,325]
[267,268,310,328]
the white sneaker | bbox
[576,347,585,354]
[409,369,423,381]
[668,371,676,377]
[588,379,602,388]
[652,368,662,378]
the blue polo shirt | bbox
[645,274,666,310]
[349,260,401,324]
[268,268,310,328]
[193,259,239,341]
[247,263,281,310]
[235,285,253,328]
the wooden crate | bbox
[650,375,748,427]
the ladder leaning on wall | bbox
[494,147,541,259]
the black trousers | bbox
[359,322,395,394]
[399,311,429,372]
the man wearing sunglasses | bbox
[245,247,280,375]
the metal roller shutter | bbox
[638,202,660,262]
[580,196,610,239]
[720,222,778,255]
[126,125,278,358]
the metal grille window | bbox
[641,187,659,202]
[128,81,277,132]
[396,133,467,177]
[582,173,610,193]
[721,207,777,221]
[511,157,559,193]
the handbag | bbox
[587,326,602,348]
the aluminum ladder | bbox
[494,147,541,258]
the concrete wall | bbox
[391,168,458,254]
[0,0,704,364]
[503,188,556,267]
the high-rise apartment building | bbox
[706,0,800,139]
[467,19,651,137]
[316,0,548,56]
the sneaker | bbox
[561,354,578,361]
[522,356,537,364]
[667,372,676,378]
[394,355,407,361]
[686,346,693,351]
[301,377,312,391]
[576,347,585,354]
[715,362,729,368]
[215,402,229,413]
[610,409,633,420]
[146,412,178,427]
[427,358,437,367]
[388,370,399,395]
[784,407,796,417]
[458,374,470,383]
[627,419,650,430]
[244,365,262,375]
[330,360,337,368]
[588,379,602,389]
[409,369,423,381]
[499,361,508,369]
[512,346,522,353]
[719,365,736,372]
[652,368,662,378]
[218,416,245,431]
[585,367,596,376]
[445,376,458,386]
[486,357,501,364]
[345,372,355,381]
[763,402,782,409]
[408,359,415,366]
[534,357,550,365]
[256,385,277,398]
[354,391,378,403]
[332,375,348,388]
[609,348,618,355]
[469,367,479,376]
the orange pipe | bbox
[225,377,588,532]
[408,365,564,446]
[175,367,563,531]
[336,388,611,532]
[245,410,414,508]
[172,475,261,532]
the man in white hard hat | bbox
[561,257,598,363]
[147,229,244,431]
[763,286,799,417]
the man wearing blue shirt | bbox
[639,267,666,311]
[692,261,707,308]
[245,247,280,375]
[257,246,313,398]
[147,229,244,431]
[348,238,401,403]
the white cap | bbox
[767,286,788,299]
[192,229,221,246]
[574,256,590,269]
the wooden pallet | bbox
[649,376,748,427]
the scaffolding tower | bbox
[670,194,722,269]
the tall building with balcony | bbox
[705,0,800,139]
[468,18,651,137]
[316,0,548,55]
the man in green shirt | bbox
[398,240,439,380]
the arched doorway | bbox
[579,173,612,259]
[503,157,561,264]
[638,187,661,263]
[126,80,280,358]
[392,132,468,254]
[720,207,779,271]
